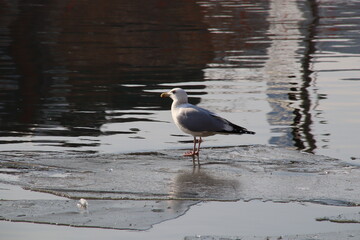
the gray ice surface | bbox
[184,231,360,240]
[0,199,194,230]
[317,211,360,224]
[1,145,360,230]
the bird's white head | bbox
[160,88,188,104]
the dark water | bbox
[0,0,359,161]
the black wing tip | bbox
[217,128,256,135]
[244,130,255,135]
[236,129,255,135]
[229,122,255,135]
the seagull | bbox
[160,88,255,156]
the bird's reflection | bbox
[191,154,200,167]
[169,165,240,201]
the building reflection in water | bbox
[264,0,317,152]
[198,0,318,152]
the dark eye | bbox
[171,90,176,94]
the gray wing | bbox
[176,105,228,133]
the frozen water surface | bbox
[1,145,360,203]
[0,199,196,230]
[0,145,360,232]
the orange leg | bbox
[184,137,202,156]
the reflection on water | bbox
[0,0,360,161]
[264,0,317,152]
[307,0,360,162]
[170,167,239,200]
[0,0,211,149]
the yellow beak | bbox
[160,92,170,98]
